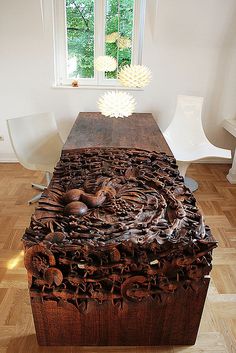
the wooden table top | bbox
[63,112,172,155]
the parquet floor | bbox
[0,163,235,353]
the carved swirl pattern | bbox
[23,148,217,311]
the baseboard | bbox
[0,153,18,163]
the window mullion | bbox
[138,0,146,64]
[94,0,106,85]
[132,0,146,65]
[53,0,67,85]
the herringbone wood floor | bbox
[0,163,235,353]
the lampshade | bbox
[117,36,132,49]
[98,91,136,118]
[94,56,117,72]
[105,32,120,43]
[118,65,152,88]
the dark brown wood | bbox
[31,279,210,346]
[63,112,173,155]
[22,114,216,346]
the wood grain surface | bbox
[62,112,173,155]
[31,282,209,346]
[0,163,235,352]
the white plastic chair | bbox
[7,112,63,204]
[163,95,231,191]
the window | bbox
[53,0,146,87]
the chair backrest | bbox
[7,112,60,170]
[164,95,208,151]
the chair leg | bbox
[177,161,190,177]
[29,171,52,205]
[31,171,52,190]
[45,171,52,186]
[28,192,42,205]
[177,161,198,192]
[32,183,47,191]
[184,177,199,192]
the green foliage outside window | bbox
[66,0,134,79]
[66,0,94,78]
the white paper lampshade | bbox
[94,56,117,72]
[98,91,136,118]
[118,65,152,88]
[117,36,132,49]
[105,32,120,43]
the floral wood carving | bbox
[22,148,217,311]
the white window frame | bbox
[53,0,146,87]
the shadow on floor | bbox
[6,335,175,353]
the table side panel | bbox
[31,279,209,346]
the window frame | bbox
[53,0,146,87]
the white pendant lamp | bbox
[117,36,132,49]
[118,65,152,88]
[94,55,117,72]
[98,91,136,118]
[105,32,120,43]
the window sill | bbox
[52,84,143,91]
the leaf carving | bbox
[110,248,121,262]
[125,166,138,179]
[44,267,63,287]
[44,232,65,243]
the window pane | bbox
[66,0,94,78]
[105,0,134,79]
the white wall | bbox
[0,0,235,161]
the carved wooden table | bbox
[23,112,217,346]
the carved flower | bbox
[24,245,56,277]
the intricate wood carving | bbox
[23,148,217,312]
